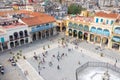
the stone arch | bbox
[73,30,77,37]
[90,34,94,42]
[14,32,18,39]
[84,33,88,40]
[24,30,28,37]
[56,26,60,32]
[95,36,101,43]
[68,29,72,36]
[20,39,24,45]
[15,41,19,47]
[25,38,29,43]
[62,26,66,32]
[19,31,24,38]
[10,42,14,48]
[102,37,108,45]
[78,31,82,39]
[79,24,83,31]
[9,35,13,41]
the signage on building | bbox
[0,37,4,43]
[31,23,54,33]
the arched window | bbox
[10,42,14,48]
[114,27,120,34]
[96,28,102,35]
[79,24,83,30]
[68,22,73,28]
[9,35,13,41]
[14,32,18,40]
[19,31,24,38]
[103,29,110,36]
[24,30,28,37]
[90,27,96,33]
[84,25,89,31]
[20,39,24,45]
[25,38,29,43]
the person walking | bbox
[57,65,60,70]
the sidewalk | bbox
[17,60,44,80]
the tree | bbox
[68,4,86,14]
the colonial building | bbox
[21,12,56,42]
[0,17,30,51]
[66,11,120,52]
[0,10,57,52]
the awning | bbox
[96,28,102,35]
[103,29,110,36]
[90,27,96,33]
[114,27,120,34]
[112,36,120,43]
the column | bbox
[41,31,43,39]
[19,40,21,46]
[108,38,112,49]
[39,31,42,39]
[7,42,11,49]
[53,27,57,35]
[94,35,96,44]
[87,33,90,42]
[30,33,33,42]
[45,30,46,38]
[100,37,102,47]
[0,44,3,52]
[36,32,38,40]
[65,28,68,36]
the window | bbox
[111,20,114,25]
[96,18,99,23]
[106,20,109,24]
[101,19,103,22]
[9,35,13,41]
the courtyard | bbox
[0,33,120,80]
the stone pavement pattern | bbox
[0,34,120,80]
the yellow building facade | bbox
[65,12,120,52]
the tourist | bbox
[38,71,40,75]
[49,62,53,67]
[78,61,81,65]
[57,65,60,70]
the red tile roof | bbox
[95,12,119,19]
[21,12,55,26]
[0,10,56,27]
